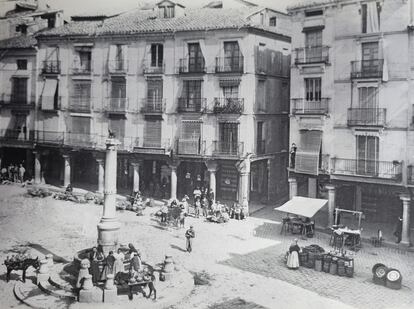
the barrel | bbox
[314,254,323,272]
[372,263,387,285]
[337,259,346,276]
[385,269,402,290]
[306,251,316,268]
[299,252,308,266]
[329,257,338,275]
[323,255,331,273]
[345,258,354,278]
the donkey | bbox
[4,256,40,282]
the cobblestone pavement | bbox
[0,185,413,309]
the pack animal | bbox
[4,256,40,282]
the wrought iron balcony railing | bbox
[215,56,244,73]
[140,98,166,114]
[291,98,330,114]
[211,97,244,114]
[35,130,64,145]
[0,129,34,142]
[177,97,206,113]
[105,98,128,113]
[177,139,205,155]
[68,97,93,113]
[107,60,128,74]
[294,46,330,65]
[178,58,206,74]
[72,60,92,74]
[331,158,402,180]
[351,59,384,79]
[142,60,164,74]
[42,61,61,74]
[212,141,244,157]
[347,108,386,126]
[0,94,35,110]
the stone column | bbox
[62,154,71,187]
[170,165,177,200]
[355,185,362,212]
[206,161,218,203]
[326,185,336,227]
[288,177,297,199]
[97,138,121,256]
[131,162,140,193]
[308,178,317,198]
[400,195,411,246]
[237,158,250,213]
[33,151,41,184]
[96,159,105,194]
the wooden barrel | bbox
[372,263,387,285]
[385,269,402,290]
[314,254,323,271]
[299,252,308,266]
[337,259,346,276]
[344,258,354,278]
[329,257,338,275]
[323,255,331,273]
[306,251,316,268]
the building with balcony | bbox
[288,0,414,246]
[28,0,291,207]
[0,1,63,181]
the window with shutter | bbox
[11,78,27,104]
[151,44,163,67]
[109,118,125,137]
[144,120,162,147]
[188,43,204,72]
[357,135,379,176]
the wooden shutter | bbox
[144,120,161,147]
[71,116,90,134]
[295,130,322,175]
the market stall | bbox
[330,208,363,251]
[275,196,328,237]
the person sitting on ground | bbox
[161,203,168,223]
[286,239,301,270]
[65,183,73,194]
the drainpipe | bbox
[407,0,413,188]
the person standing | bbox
[18,164,25,183]
[287,239,300,269]
[89,246,104,284]
[113,248,125,275]
[185,226,195,253]
[290,143,297,168]
[101,251,115,280]
[161,203,168,223]
[394,216,403,243]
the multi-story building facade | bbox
[288,0,414,245]
[11,0,292,209]
[0,1,63,179]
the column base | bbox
[97,219,121,256]
[103,288,117,303]
[399,241,411,247]
[79,287,103,303]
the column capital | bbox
[325,184,335,191]
[96,158,105,164]
[130,162,140,168]
[62,154,71,159]
[206,160,218,172]
[169,159,181,169]
[400,194,411,202]
[288,177,297,183]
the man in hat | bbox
[185,226,195,253]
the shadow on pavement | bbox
[170,244,187,253]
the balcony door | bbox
[183,80,202,109]
[12,77,27,104]
[144,120,162,148]
[109,118,125,140]
[219,122,238,154]
[70,116,91,145]
[223,41,241,71]
[111,79,126,109]
[357,135,379,176]
[361,42,379,75]
[147,79,163,109]
[150,44,163,67]
[188,43,204,72]
[305,30,322,62]
[72,82,91,110]
[181,121,201,154]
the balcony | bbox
[347,108,386,127]
[140,98,165,114]
[34,130,64,145]
[178,58,206,74]
[212,141,244,157]
[331,158,402,181]
[177,139,205,156]
[65,133,96,148]
[351,59,383,79]
[72,60,92,75]
[42,61,61,74]
[211,98,244,114]
[68,97,93,113]
[105,98,129,114]
[0,129,34,145]
[39,96,61,112]
[94,135,139,151]
[215,56,244,73]
[107,60,128,74]
[177,97,206,113]
[291,98,330,115]
[133,138,171,155]
[408,165,414,185]
[0,95,35,110]
[142,61,164,74]
[294,46,329,65]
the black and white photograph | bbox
[0,0,413,308]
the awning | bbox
[41,79,57,110]
[274,196,328,218]
[219,78,241,87]
[295,130,322,175]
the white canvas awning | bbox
[274,196,328,218]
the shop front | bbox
[217,160,239,202]
[177,160,208,198]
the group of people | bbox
[88,243,143,285]
[0,163,26,183]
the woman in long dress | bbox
[101,251,115,280]
[113,248,125,276]
[287,239,300,269]
[89,246,104,284]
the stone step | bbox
[38,280,77,301]
[49,274,75,293]
[14,280,71,309]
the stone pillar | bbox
[206,161,218,203]
[308,178,317,198]
[96,159,105,194]
[97,138,121,256]
[33,151,41,184]
[36,259,50,284]
[355,185,362,212]
[170,165,177,200]
[288,177,297,199]
[131,162,140,193]
[237,158,250,213]
[400,195,411,246]
[326,185,336,227]
[62,154,71,187]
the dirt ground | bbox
[0,184,411,309]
